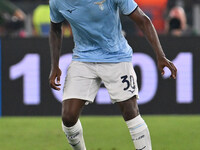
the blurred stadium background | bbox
[0,0,200,150]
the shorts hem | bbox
[62,96,94,103]
[111,94,139,104]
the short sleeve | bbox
[49,0,65,23]
[115,0,138,15]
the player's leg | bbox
[62,99,85,127]
[99,62,152,150]
[61,61,101,150]
[62,99,86,150]
[117,96,152,150]
[116,95,139,121]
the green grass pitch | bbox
[0,115,200,150]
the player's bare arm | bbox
[49,21,63,90]
[129,7,177,79]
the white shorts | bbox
[62,61,139,103]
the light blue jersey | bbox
[50,0,138,62]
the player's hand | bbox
[49,66,62,90]
[157,56,177,79]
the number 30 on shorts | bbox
[121,75,135,93]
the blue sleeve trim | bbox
[126,5,138,16]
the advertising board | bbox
[1,37,200,115]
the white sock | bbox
[62,120,86,150]
[126,115,152,150]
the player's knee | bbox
[133,107,139,117]
[123,107,139,121]
[62,111,78,127]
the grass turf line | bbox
[0,115,200,150]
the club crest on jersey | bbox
[94,0,106,11]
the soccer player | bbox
[49,0,177,149]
